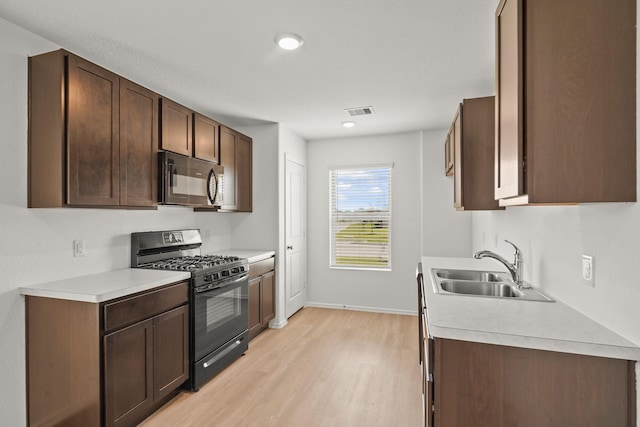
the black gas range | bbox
[131,229,249,391]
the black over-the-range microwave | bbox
[160,151,224,208]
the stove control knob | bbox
[204,275,212,282]
[222,270,230,277]
[212,273,220,281]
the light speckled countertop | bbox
[20,269,191,303]
[19,250,275,304]
[421,256,640,361]
[216,249,275,263]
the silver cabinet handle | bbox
[287,245,293,250]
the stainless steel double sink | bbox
[430,269,554,302]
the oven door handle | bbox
[202,337,245,368]
[196,273,248,294]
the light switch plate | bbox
[582,255,594,287]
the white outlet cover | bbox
[582,255,594,287]
[73,240,86,257]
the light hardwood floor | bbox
[140,307,422,427]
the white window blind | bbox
[329,165,392,270]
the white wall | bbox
[231,123,299,326]
[230,124,279,250]
[471,205,640,343]
[306,132,422,313]
[0,19,236,426]
[421,129,472,257]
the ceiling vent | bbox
[344,106,375,117]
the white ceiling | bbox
[0,0,497,141]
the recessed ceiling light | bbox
[275,33,304,50]
[342,121,356,128]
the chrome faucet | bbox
[474,240,528,288]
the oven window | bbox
[205,287,241,333]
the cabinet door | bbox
[452,108,463,209]
[435,339,633,426]
[153,305,189,401]
[236,134,253,212]
[160,98,192,156]
[495,0,524,200]
[524,0,635,204]
[260,271,275,325]
[248,277,262,340]
[444,133,453,177]
[104,319,153,427]
[448,129,455,176]
[219,126,253,212]
[444,137,450,176]
[67,54,120,206]
[453,97,500,211]
[219,126,237,210]
[193,113,220,163]
[422,318,433,427]
[120,79,158,207]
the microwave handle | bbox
[207,169,217,205]
[168,159,175,188]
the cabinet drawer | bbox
[104,281,188,332]
[249,257,275,278]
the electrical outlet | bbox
[582,255,594,287]
[73,240,86,257]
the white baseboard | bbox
[268,318,288,329]
[304,301,417,316]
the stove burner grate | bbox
[138,255,240,272]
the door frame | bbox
[284,153,307,319]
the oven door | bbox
[192,273,248,362]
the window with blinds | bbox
[329,165,392,270]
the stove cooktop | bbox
[138,255,241,272]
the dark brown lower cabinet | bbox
[26,281,189,427]
[248,256,276,341]
[104,305,188,427]
[432,338,636,427]
[104,318,153,427]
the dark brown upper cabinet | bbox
[160,98,193,157]
[28,50,158,208]
[120,79,159,207]
[219,125,253,212]
[495,0,636,206]
[66,55,120,206]
[193,113,220,163]
[453,97,501,211]
[444,128,454,177]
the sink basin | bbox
[430,268,554,302]
[439,280,523,298]
[434,269,509,282]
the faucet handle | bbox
[504,240,520,257]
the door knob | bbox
[287,245,293,250]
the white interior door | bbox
[285,155,306,318]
